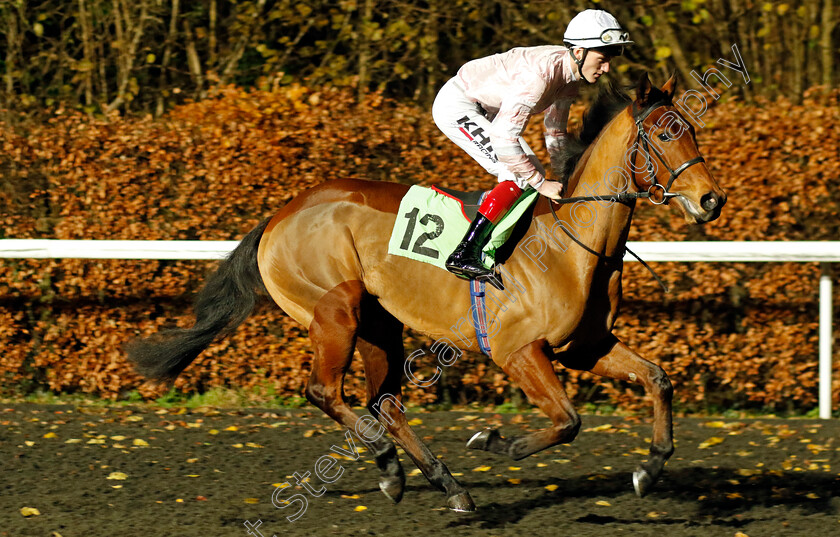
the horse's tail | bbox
[126,217,272,382]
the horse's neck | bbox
[539,113,636,262]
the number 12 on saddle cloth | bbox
[387,185,539,271]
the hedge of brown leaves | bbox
[1,84,838,413]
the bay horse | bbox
[127,74,725,512]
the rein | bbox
[550,100,705,207]
[549,201,670,293]
[545,100,705,292]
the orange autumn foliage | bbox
[1,84,838,413]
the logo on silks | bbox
[456,116,497,163]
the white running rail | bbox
[1,239,838,418]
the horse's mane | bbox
[556,78,671,180]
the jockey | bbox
[433,9,633,283]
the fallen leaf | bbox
[354,505,367,511]
[473,465,491,472]
[596,500,611,506]
[545,484,559,491]
[584,424,614,432]
[43,432,57,439]
[20,507,41,517]
[508,478,521,484]
[736,469,760,476]
[698,437,724,449]
[408,418,423,426]
[106,472,128,480]
[132,439,149,447]
[704,421,726,428]
[243,498,259,504]
[341,494,361,499]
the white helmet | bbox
[564,9,633,51]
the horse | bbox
[126,74,726,512]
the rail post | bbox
[819,263,833,419]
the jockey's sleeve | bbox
[544,97,573,174]
[488,78,546,189]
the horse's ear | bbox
[662,72,678,100]
[635,73,653,105]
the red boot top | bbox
[478,181,524,225]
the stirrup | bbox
[477,272,504,292]
[446,263,487,280]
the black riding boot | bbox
[445,214,496,282]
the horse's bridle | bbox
[629,101,705,205]
[549,99,705,207]
[543,99,707,292]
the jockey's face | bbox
[575,48,613,83]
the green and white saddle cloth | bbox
[387,185,538,271]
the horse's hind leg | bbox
[574,335,674,497]
[356,300,475,512]
[467,340,581,460]
[353,298,407,503]
[303,281,404,496]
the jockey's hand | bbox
[536,180,564,203]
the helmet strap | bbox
[572,47,593,84]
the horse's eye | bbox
[658,133,670,142]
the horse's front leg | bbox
[561,334,674,497]
[467,340,581,460]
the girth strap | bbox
[469,279,493,356]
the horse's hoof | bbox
[632,466,654,497]
[447,491,476,512]
[466,429,497,451]
[379,475,404,504]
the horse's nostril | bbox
[701,193,718,212]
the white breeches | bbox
[432,77,545,189]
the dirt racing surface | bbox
[2,404,839,537]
